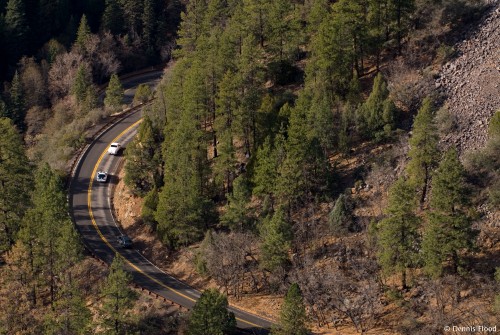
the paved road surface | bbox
[69,71,273,334]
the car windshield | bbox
[111,144,117,148]
[98,173,106,178]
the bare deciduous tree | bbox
[200,231,260,299]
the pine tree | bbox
[102,0,125,35]
[104,73,124,111]
[75,14,91,51]
[376,177,421,289]
[141,187,159,229]
[253,135,280,198]
[267,0,301,62]
[0,117,32,253]
[7,70,26,131]
[72,64,91,104]
[272,283,309,335]
[260,207,292,272]
[45,279,92,335]
[275,103,330,209]
[388,0,415,54]
[406,97,439,206]
[133,83,152,104]
[121,0,145,37]
[328,194,352,236]
[124,116,159,196]
[99,254,137,334]
[4,0,30,61]
[357,73,394,140]
[155,65,213,248]
[142,0,156,52]
[187,288,236,335]
[422,148,475,277]
[26,164,82,304]
[0,99,7,118]
[221,175,252,231]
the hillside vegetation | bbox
[118,0,500,333]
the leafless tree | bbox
[201,231,260,299]
[48,51,87,102]
[292,256,382,334]
[18,57,48,108]
[82,33,120,83]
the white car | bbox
[96,171,108,182]
[108,142,121,155]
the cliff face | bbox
[437,2,500,153]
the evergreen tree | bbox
[406,97,439,206]
[141,187,159,229]
[253,135,280,199]
[376,177,421,289]
[104,73,124,111]
[7,70,26,131]
[120,0,144,38]
[99,254,137,334]
[260,207,292,272]
[422,148,474,277]
[272,283,309,335]
[0,99,7,118]
[45,280,92,335]
[242,0,270,49]
[357,73,394,140]
[141,0,156,52]
[220,175,252,231]
[0,117,32,253]
[102,0,124,35]
[124,116,159,196]
[133,83,152,104]
[72,64,91,104]
[388,0,415,54]
[75,14,91,51]
[155,64,214,248]
[328,194,352,236]
[187,288,236,335]
[25,164,82,304]
[4,0,29,61]
[82,84,98,112]
[275,103,330,209]
[267,0,301,62]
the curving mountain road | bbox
[69,71,272,334]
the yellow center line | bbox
[87,118,264,328]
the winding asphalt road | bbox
[68,71,273,334]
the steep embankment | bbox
[437,3,500,152]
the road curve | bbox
[69,73,273,334]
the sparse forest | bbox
[1,0,499,334]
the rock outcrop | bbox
[436,2,500,153]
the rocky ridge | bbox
[436,1,500,153]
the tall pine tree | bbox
[187,288,236,335]
[272,283,309,335]
[104,73,124,111]
[99,254,137,334]
[422,148,475,277]
[406,97,439,207]
[0,117,32,253]
[376,177,421,289]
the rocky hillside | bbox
[437,1,500,152]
